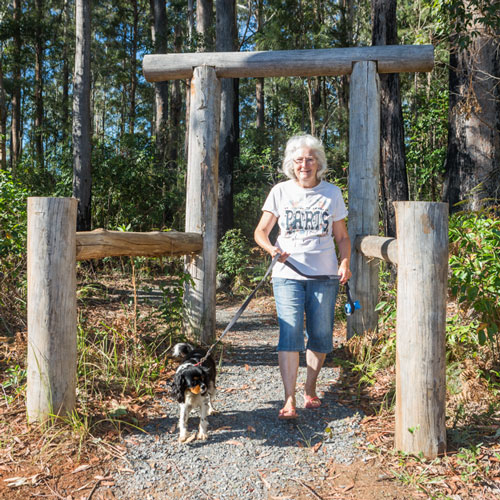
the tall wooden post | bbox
[347,61,380,338]
[394,202,448,459]
[27,197,77,421]
[184,65,221,344]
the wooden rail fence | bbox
[26,42,448,460]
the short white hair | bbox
[282,134,328,181]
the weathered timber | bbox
[143,45,434,81]
[347,61,380,338]
[355,235,398,264]
[27,197,77,421]
[394,201,448,459]
[76,229,202,260]
[183,66,221,344]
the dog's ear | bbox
[172,371,186,403]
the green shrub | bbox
[217,229,250,279]
[448,210,500,352]
[0,170,28,259]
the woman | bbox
[254,134,351,419]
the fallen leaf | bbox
[227,440,243,446]
[312,442,322,453]
[72,464,91,474]
[244,364,250,371]
[184,433,197,444]
[247,425,256,433]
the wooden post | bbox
[27,197,77,422]
[394,202,448,459]
[347,61,380,338]
[184,65,221,344]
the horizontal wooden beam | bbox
[76,229,203,260]
[355,235,398,264]
[143,45,434,82]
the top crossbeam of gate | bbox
[143,45,434,81]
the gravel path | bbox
[112,302,367,499]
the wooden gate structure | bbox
[27,44,449,458]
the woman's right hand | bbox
[270,246,290,263]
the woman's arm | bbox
[332,219,352,284]
[254,211,290,262]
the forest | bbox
[0,0,499,498]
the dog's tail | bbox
[173,342,194,358]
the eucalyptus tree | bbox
[441,0,500,211]
[150,0,169,163]
[372,0,408,238]
[0,42,5,170]
[216,0,239,238]
[72,0,92,231]
[10,0,21,169]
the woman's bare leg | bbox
[278,351,299,409]
[304,349,326,399]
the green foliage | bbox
[429,0,500,48]
[448,210,500,351]
[0,170,27,258]
[92,134,185,231]
[404,89,448,201]
[217,229,251,279]
[157,270,193,334]
[1,364,26,405]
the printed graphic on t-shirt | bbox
[283,204,330,236]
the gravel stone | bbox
[112,305,366,499]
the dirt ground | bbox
[1,279,499,499]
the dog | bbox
[171,343,217,442]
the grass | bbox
[0,261,186,498]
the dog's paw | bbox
[196,431,208,441]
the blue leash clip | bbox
[344,282,361,316]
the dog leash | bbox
[195,254,360,365]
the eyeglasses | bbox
[293,157,316,165]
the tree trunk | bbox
[443,25,500,211]
[169,20,182,167]
[371,0,408,238]
[62,0,70,145]
[10,0,22,170]
[255,0,265,129]
[34,0,45,171]
[129,0,138,136]
[216,0,238,239]
[149,0,169,164]
[0,46,6,170]
[196,0,214,51]
[72,0,92,231]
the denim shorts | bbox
[272,277,340,353]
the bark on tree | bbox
[443,17,500,211]
[371,0,408,238]
[34,0,45,171]
[216,0,238,239]
[169,20,182,167]
[62,0,70,144]
[256,0,265,129]
[0,47,6,170]
[72,0,92,231]
[196,0,214,51]
[149,0,169,164]
[129,0,138,136]
[10,0,22,170]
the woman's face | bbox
[292,147,319,188]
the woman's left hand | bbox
[338,260,352,285]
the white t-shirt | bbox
[262,179,348,279]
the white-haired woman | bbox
[254,134,351,419]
